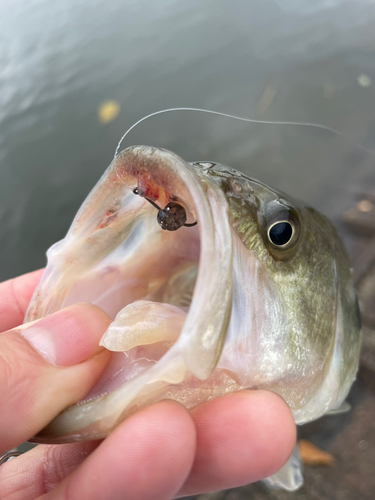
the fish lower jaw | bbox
[32,349,243,444]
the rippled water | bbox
[1,0,375,280]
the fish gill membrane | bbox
[24,110,363,492]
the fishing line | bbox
[114,107,375,159]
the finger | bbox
[0,441,101,500]
[178,390,296,496]
[0,304,111,452]
[39,401,196,500]
[0,269,44,333]
[0,391,295,500]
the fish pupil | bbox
[269,222,293,246]
[157,202,187,231]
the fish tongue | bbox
[99,300,187,352]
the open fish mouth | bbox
[26,146,235,443]
[26,145,361,449]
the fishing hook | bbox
[133,188,197,231]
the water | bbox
[1,0,375,280]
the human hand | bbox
[0,270,296,499]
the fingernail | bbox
[21,304,111,366]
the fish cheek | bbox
[250,205,337,408]
[226,190,336,409]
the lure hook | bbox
[133,188,197,231]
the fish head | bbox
[25,146,361,443]
[197,162,361,423]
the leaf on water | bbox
[98,100,120,124]
[298,439,334,466]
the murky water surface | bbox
[1,0,375,280]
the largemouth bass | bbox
[25,146,361,491]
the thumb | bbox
[0,303,111,453]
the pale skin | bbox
[0,270,296,500]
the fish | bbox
[25,145,361,491]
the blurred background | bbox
[1,0,375,498]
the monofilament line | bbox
[114,107,375,159]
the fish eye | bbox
[264,201,300,257]
[268,221,294,247]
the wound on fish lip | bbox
[136,174,166,202]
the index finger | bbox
[0,269,44,333]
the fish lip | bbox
[27,146,233,442]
